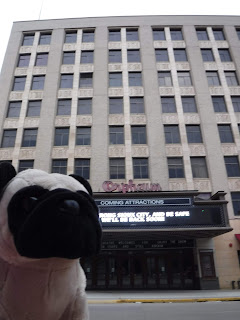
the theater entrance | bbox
[81,249,196,290]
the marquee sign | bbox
[102,180,161,193]
[95,197,225,230]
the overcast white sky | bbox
[0,0,240,72]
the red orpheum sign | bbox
[102,180,162,193]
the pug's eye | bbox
[21,197,38,212]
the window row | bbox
[22,27,240,48]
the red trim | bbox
[235,234,240,241]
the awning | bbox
[235,234,240,241]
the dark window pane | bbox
[82,30,94,42]
[1,129,17,147]
[232,96,240,112]
[35,53,48,66]
[78,98,92,115]
[65,31,77,43]
[13,77,26,91]
[22,34,34,46]
[130,97,144,114]
[76,127,91,145]
[213,29,225,41]
[178,72,192,86]
[174,49,187,61]
[39,33,51,45]
[57,99,71,116]
[128,72,142,86]
[168,157,184,178]
[7,101,21,118]
[109,29,121,41]
[170,29,183,40]
[164,125,180,144]
[109,73,122,87]
[224,156,240,177]
[237,29,240,40]
[201,49,214,62]
[161,97,176,113]
[60,74,73,88]
[218,124,234,143]
[79,73,93,87]
[196,29,209,41]
[110,158,125,179]
[186,125,202,143]
[31,76,45,90]
[18,54,31,67]
[109,50,122,63]
[75,159,90,179]
[54,128,69,146]
[206,71,221,86]
[52,159,67,174]
[127,50,140,62]
[212,96,227,112]
[22,129,38,147]
[225,71,238,86]
[27,100,41,117]
[181,96,197,113]
[109,126,124,144]
[63,52,75,64]
[18,160,34,172]
[153,28,165,41]
[158,72,172,86]
[126,29,139,41]
[133,158,148,179]
[131,126,146,144]
[81,51,94,64]
[191,157,208,178]
[231,192,240,216]
[109,98,123,114]
[155,49,169,62]
[219,49,232,62]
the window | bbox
[213,29,225,41]
[174,49,187,62]
[201,49,214,62]
[109,72,122,87]
[1,129,17,147]
[31,75,45,90]
[206,71,221,86]
[152,28,165,41]
[218,124,234,143]
[110,158,125,179]
[186,125,202,143]
[60,74,73,89]
[57,99,71,116]
[81,51,94,64]
[236,28,240,40]
[27,100,41,117]
[109,98,123,114]
[178,72,192,86]
[224,156,240,177]
[82,30,94,42]
[76,127,91,145]
[62,52,75,64]
[7,101,21,118]
[54,128,69,146]
[212,96,227,112]
[65,31,77,43]
[109,29,121,41]
[109,50,122,63]
[131,126,146,144]
[35,53,48,66]
[128,72,142,86]
[109,126,124,144]
[22,34,34,46]
[22,129,38,147]
[18,160,34,172]
[231,192,240,216]
[170,29,183,41]
[12,76,26,91]
[231,96,240,112]
[18,54,31,67]
[127,50,141,63]
[158,71,172,86]
[126,29,139,41]
[79,73,93,87]
[196,28,209,41]
[218,49,232,62]
[181,96,197,113]
[52,159,67,174]
[161,97,176,113]
[191,157,208,178]
[225,71,239,86]
[168,157,184,178]
[75,159,90,179]
[155,49,169,62]
[130,97,144,114]
[164,125,180,144]
[39,32,51,45]
[77,98,92,115]
[133,158,148,179]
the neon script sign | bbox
[102,180,162,193]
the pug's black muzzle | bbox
[8,186,102,259]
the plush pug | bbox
[0,162,101,320]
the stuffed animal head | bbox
[0,162,102,264]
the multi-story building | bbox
[0,15,240,290]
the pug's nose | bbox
[59,200,80,215]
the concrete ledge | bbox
[88,297,240,304]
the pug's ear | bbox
[69,174,93,196]
[0,162,16,192]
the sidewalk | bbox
[87,289,240,304]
